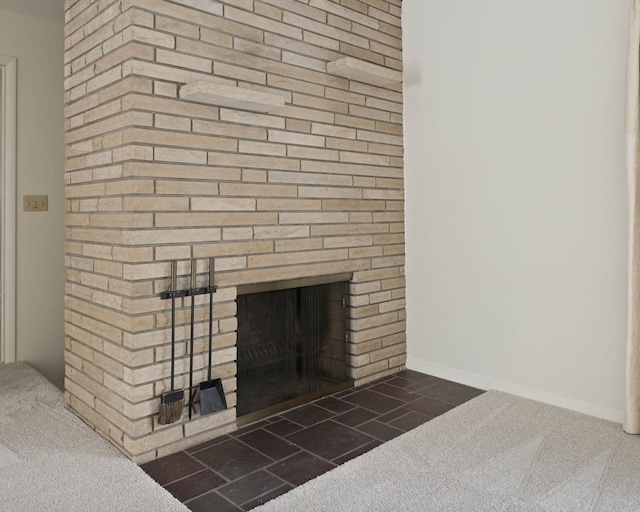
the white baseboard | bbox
[406,356,624,424]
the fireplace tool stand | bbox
[160,258,225,422]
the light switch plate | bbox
[23,195,48,212]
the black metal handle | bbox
[207,258,215,381]
[189,262,196,420]
[190,259,197,290]
[170,260,177,293]
[169,260,177,392]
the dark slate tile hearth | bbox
[165,470,226,502]
[376,406,411,424]
[218,470,285,506]
[192,438,272,481]
[418,379,486,405]
[388,410,432,432]
[341,389,405,414]
[407,395,457,418]
[267,451,336,486]
[369,382,421,402]
[238,429,300,460]
[263,418,304,437]
[333,406,378,427]
[142,451,205,487]
[286,420,373,461]
[241,484,293,511]
[186,490,240,512]
[356,419,404,442]
[315,395,357,414]
[332,439,382,465]
[280,403,336,427]
[142,370,484,511]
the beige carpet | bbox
[0,362,187,512]
[255,390,640,511]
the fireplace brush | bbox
[158,260,184,425]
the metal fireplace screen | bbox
[236,280,352,420]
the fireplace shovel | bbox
[199,258,227,416]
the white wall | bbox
[0,8,64,387]
[404,0,629,421]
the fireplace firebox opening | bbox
[236,275,354,424]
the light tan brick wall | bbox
[64,0,404,462]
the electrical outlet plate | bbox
[23,195,48,212]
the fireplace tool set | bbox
[157,258,227,425]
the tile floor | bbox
[141,370,484,511]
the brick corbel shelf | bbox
[327,57,402,87]
[179,81,285,112]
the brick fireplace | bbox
[63,0,405,462]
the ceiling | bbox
[0,0,65,22]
